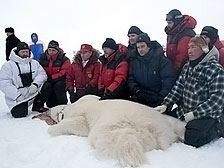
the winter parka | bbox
[127,41,176,106]
[165,15,196,73]
[0,50,47,110]
[5,34,20,61]
[28,33,46,61]
[163,46,224,122]
[39,49,70,82]
[66,49,100,92]
[98,50,128,99]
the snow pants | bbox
[33,80,68,109]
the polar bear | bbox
[47,95,186,167]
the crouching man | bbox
[154,36,224,147]
[0,42,47,118]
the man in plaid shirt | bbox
[154,36,224,147]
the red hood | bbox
[166,15,197,35]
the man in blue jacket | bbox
[127,33,176,107]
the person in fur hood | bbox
[0,42,47,118]
[66,44,100,103]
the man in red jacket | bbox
[32,40,70,112]
[165,9,197,75]
[98,38,128,100]
[200,26,224,67]
[66,44,100,103]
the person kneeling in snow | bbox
[154,36,224,147]
[0,42,47,118]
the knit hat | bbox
[16,42,30,53]
[5,27,14,33]
[166,9,184,25]
[102,38,118,51]
[200,26,218,42]
[128,26,143,35]
[80,44,93,52]
[189,36,209,53]
[48,40,59,51]
[136,33,151,47]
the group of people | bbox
[1,9,224,148]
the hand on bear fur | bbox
[154,105,167,113]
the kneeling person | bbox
[0,42,47,118]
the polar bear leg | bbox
[48,116,89,136]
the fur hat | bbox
[5,27,14,33]
[16,42,30,53]
[136,33,151,47]
[189,36,209,53]
[166,9,184,25]
[200,26,218,42]
[128,26,143,35]
[48,40,59,51]
[102,38,118,51]
[80,44,93,52]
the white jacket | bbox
[0,49,47,110]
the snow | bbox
[0,57,224,168]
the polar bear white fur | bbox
[47,95,186,167]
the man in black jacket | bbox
[5,27,20,61]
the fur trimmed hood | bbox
[73,48,100,65]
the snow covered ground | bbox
[0,57,224,168]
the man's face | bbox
[128,33,138,45]
[18,49,30,58]
[103,47,114,58]
[136,42,150,56]
[81,51,92,61]
[188,42,204,61]
[47,48,58,56]
[6,32,13,37]
[166,21,174,30]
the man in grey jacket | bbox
[0,42,47,118]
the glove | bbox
[184,112,194,122]
[154,105,167,113]
[135,90,147,103]
[29,83,38,94]
[16,94,25,102]
[69,91,79,103]
[100,89,114,100]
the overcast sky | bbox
[0,0,223,59]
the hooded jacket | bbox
[28,33,46,61]
[165,15,197,72]
[0,49,47,110]
[66,49,100,92]
[127,41,176,106]
[163,46,224,121]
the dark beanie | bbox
[5,27,14,33]
[201,26,218,42]
[48,40,59,51]
[16,42,30,53]
[102,38,118,51]
[128,26,143,35]
[166,9,184,25]
[136,33,151,47]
